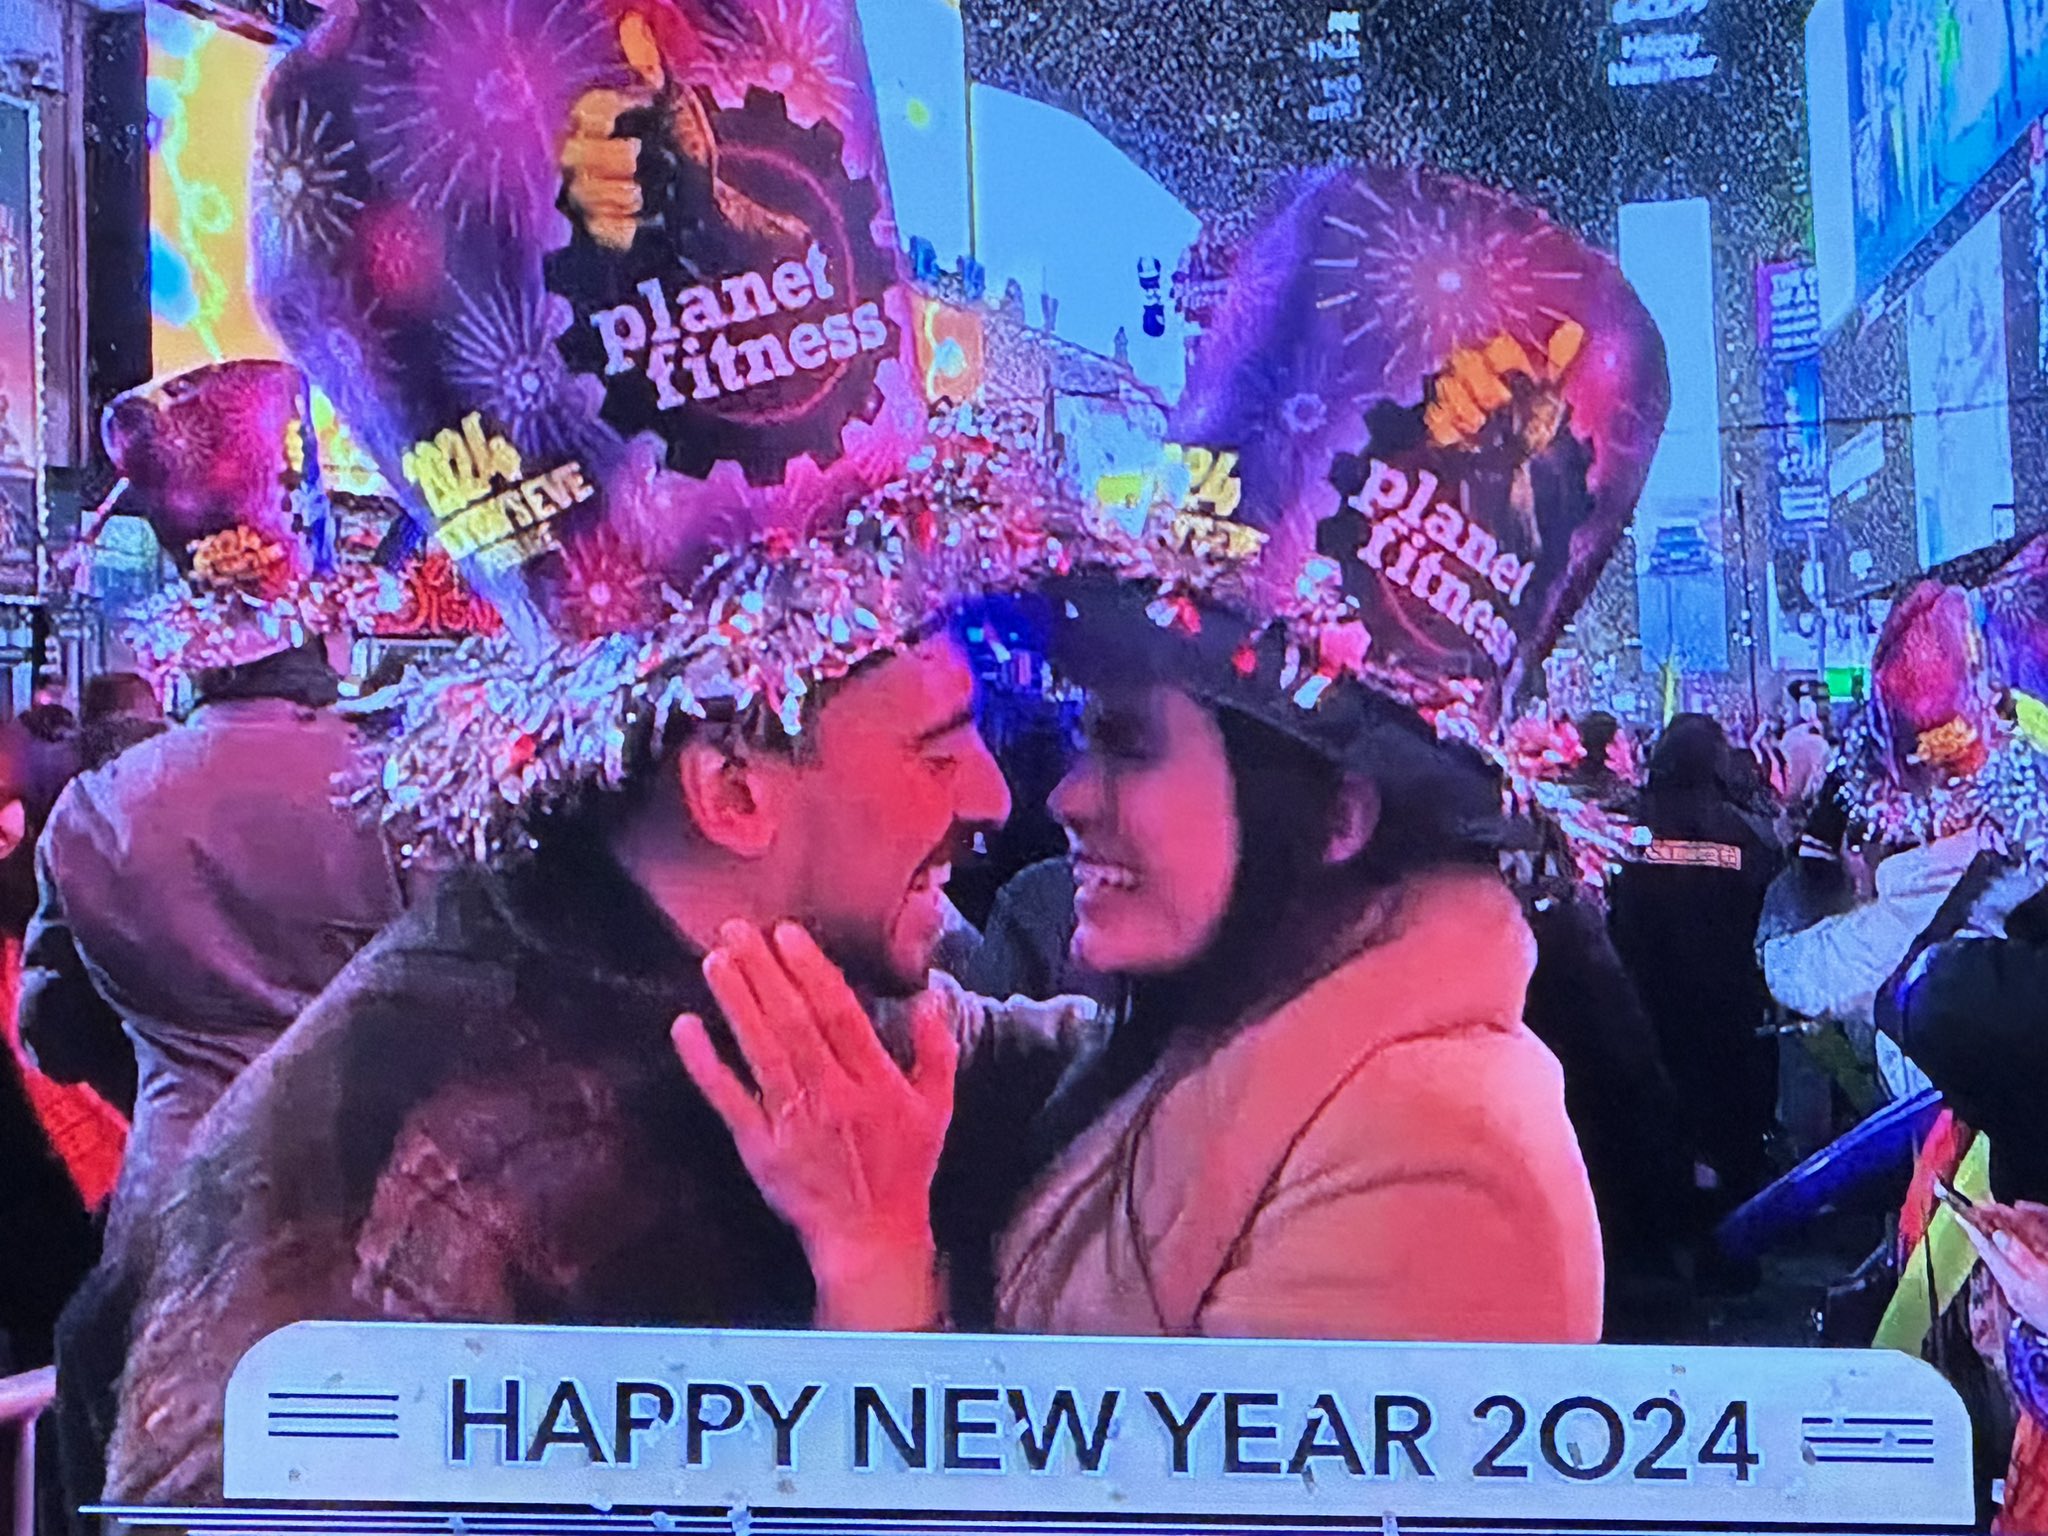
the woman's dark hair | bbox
[1635,712,1788,857]
[1130,689,1506,1042]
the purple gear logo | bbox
[547,86,897,488]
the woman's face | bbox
[1049,685,1241,976]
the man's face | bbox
[777,636,1011,995]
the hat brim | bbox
[1039,569,1391,769]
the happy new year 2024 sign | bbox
[95,1323,1977,1533]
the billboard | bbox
[1755,261,1829,530]
[1844,0,2048,299]
[145,3,387,496]
[0,92,41,596]
[1907,210,2016,565]
[1621,197,1728,671]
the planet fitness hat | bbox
[1168,164,1671,734]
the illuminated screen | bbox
[1841,0,2048,299]
[145,3,386,495]
[1909,210,2017,565]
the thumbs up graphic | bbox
[559,11,803,254]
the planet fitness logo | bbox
[548,88,898,487]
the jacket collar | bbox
[193,643,342,709]
[490,833,705,1010]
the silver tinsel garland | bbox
[359,407,1645,882]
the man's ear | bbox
[675,738,783,858]
[0,798,27,862]
[1324,775,1380,866]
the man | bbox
[107,626,1014,1502]
[1779,681,1832,808]
[22,639,403,1252]
[29,360,404,1530]
[1607,714,1783,1289]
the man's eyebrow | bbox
[910,705,978,746]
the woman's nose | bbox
[1048,757,1100,832]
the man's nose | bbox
[957,730,1013,828]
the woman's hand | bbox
[1958,1198,2048,1337]
[671,919,956,1331]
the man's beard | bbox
[809,915,926,1003]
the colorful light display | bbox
[145,3,387,497]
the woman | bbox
[674,574,1604,1342]
[1608,713,1783,1246]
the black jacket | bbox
[0,1040,97,1369]
[1899,931,2048,1207]
[1523,893,1692,1263]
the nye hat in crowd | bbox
[251,0,976,858]
[1834,578,2048,857]
[1981,533,2048,748]
[1051,166,1671,878]
[100,359,385,684]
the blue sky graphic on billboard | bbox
[1843,0,2048,300]
[1622,197,1727,673]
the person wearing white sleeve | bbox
[1761,827,1984,1029]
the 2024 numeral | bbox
[1472,1395,1757,1483]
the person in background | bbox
[0,1016,96,1374]
[15,703,81,828]
[78,671,165,772]
[21,636,400,1246]
[1721,734,1788,843]
[1570,710,1632,806]
[30,360,405,1529]
[962,854,1119,1016]
[1607,713,1783,1285]
[1517,821,1694,1340]
[0,721,100,1372]
[1899,903,2048,1535]
[1765,585,2038,1103]
[1781,681,1834,808]
[0,709,128,1206]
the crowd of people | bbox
[0,604,2044,1521]
[5,4,2046,1528]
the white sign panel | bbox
[90,1323,1983,1532]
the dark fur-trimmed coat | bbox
[104,839,1095,1504]
[105,840,814,1503]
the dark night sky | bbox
[958,0,1813,252]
